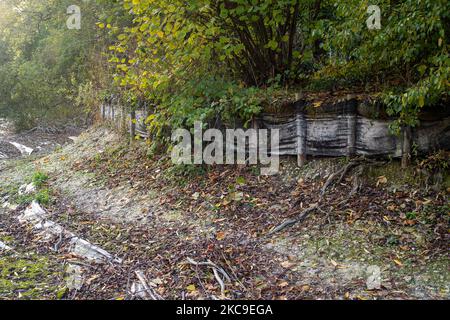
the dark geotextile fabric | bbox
[101,100,450,158]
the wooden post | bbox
[130,109,136,145]
[401,126,412,168]
[101,104,105,120]
[296,110,307,166]
[111,104,115,123]
[119,107,124,132]
[347,113,357,158]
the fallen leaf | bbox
[387,204,396,211]
[393,259,403,267]
[281,261,295,268]
[151,277,163,286]
[186,284,196,292]
[216,231,226,241]
[376,176,388,187]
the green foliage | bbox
[32,172,49,188]
[11,172,52,205]
[314,0,449,127]
[35,189,51,205]
[0,253,63,299]
[1,0,448,139]
[145,76,273,140]
[105,0,327,139]
[406,211,417,220]
[166,164,207,186]
[0,0,121,130]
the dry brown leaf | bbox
[376,176,388,187]
[281,261,295,268]
[216,231,226,241]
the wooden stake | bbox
[401,126,412,168]
[130,110,136,145]
[296,111,307,166]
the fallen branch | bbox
[186,257,231,298]
[268,203,319,235]
[186,258,231,282]
[212,268,226,297]
[134,270,163,300]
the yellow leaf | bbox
[313,101,322,108]
[393,259,403,267]
[186,284,196,292]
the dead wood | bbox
[320,158,362,198]
[186,257,231,298]
[134,270,164,300]
[268,204,319,235]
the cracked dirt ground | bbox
[0,126,448,300]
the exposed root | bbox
[270,157,387,235]
[186,257,231,298]
[320,158,362,198]
[268,204,319,235]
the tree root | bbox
[268,204,319,235]
[320,158,363,198]
[186,257,231,298]
[269,157,387,235]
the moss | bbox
[56,287,68,300]
[365,161,417,188]
[0,234,14,243]
[0,253,64,300]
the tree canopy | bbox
[0,0,448,134]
